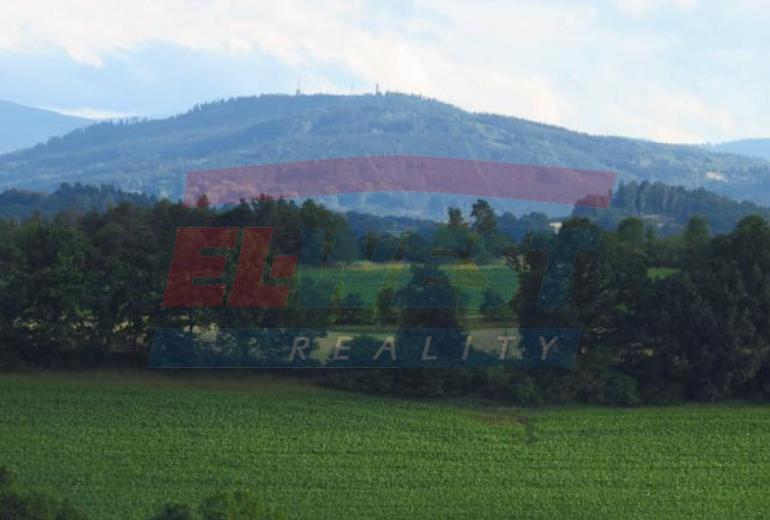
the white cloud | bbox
[602,87,737,143]
[0,0,766,142]
[610,0,697,16]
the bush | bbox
[3,494,86,520]
[479,288,509,321]
[0,466,86,520]
[531,369,581,404]
[507,374,542,406]
[596,372,641,406]
[149,491,285,520]
[479,368,511,400]
[637,378,685,404]
[199,491,284,520]
[0,467,14,490]
[323,370,396,394]
[150,503,195,520]
[480,369,541,405]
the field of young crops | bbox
[300,261,518,312]
[2,372,770,519]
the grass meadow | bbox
[2,372,770,519]
[299,261,518,313]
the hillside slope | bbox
[0,93,769,206]
[0,100,92,154]
[711,139,770,161]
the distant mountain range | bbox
[1,93,769,216]
[0,100,93,154]
[710,139,770,162]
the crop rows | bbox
[1,374,770,519]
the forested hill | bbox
[574,180,770,235]
[0,184,155,220]
[1,93,769,206]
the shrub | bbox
[480,369,541,405]
[479,288,508,321]
[149,491,285,520]
[0,465,87,520]
[597,372,641,406]
[0,490,86,520]
[507,374,542,406]
[150,503,195,520]
[0,467,14,490]
[199,491,283,520]
[638,378,685,404]
[531,369,581,404]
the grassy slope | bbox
[1,372,770,519]
[300,262,518,313]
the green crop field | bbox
[300,262,518,312]
[2,372,770,519]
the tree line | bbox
[2,185,770,405]
[574,180,770,236]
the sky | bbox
[0,0,767,143]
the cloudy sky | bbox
[0,0,767,143]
